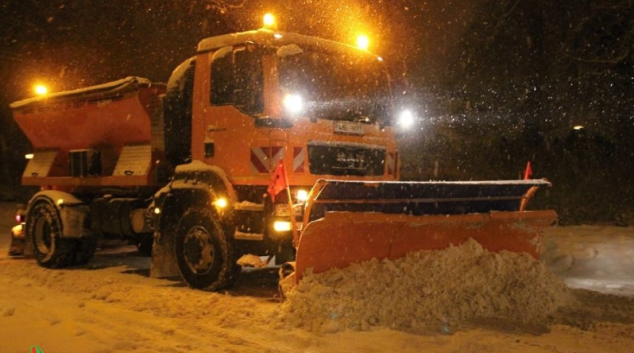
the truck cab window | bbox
[211,48,233,105]
[211,45,264,114]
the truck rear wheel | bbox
[175,208,236,291]
[26,198,76,268]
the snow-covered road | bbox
[542,225,634,296]
[1,202,633,353]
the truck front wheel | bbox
[26,198,76,268]
[175,208,236,291]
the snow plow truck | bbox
[10,18,557,291]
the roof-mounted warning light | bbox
[263,13,277,30]
[356,35,370,51]
[34,84,48,96]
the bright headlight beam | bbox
[398,110,415,128]
[273,221,292,232]
[283,94,303,114]
[214,197,228,209]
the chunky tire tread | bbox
[26,198,77,268]
[175,207,237,291]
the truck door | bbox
[200,44,279,183]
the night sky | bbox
[0,1,479,99]
[0,0,474,184]
[0,0,632,223]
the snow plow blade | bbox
[294,179,557,282]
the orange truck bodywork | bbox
[13,78,166,188]
[189,31,398,188]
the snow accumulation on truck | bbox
[9,15,556,292]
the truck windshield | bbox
[277,46,391,124]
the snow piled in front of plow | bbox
[281,238,573,333]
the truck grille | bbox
[307,141,386,176]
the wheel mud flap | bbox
[9,237,25,256]
[150,231,180,278]
[294,209,557,282]
[9,224,25,256]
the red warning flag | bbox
[523,161,533,180]
[267,160,287,202]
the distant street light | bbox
[34,84,48,96]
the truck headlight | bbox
[283,93,303,114]
[214,197,228,209]
[273,221,292,232]
[398,109,415,128]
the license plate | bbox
[334,121,364,136]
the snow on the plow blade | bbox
[281,238,572,333]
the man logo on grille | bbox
[336,151,366,169]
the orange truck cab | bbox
[150,28,402,289]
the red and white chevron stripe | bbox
[293,147,305,173]
[250,147,284,173]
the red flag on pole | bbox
[267,159,299,247]
[523,161,532,180]
[267,160,287,202]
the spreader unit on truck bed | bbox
[10,18,557,291]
